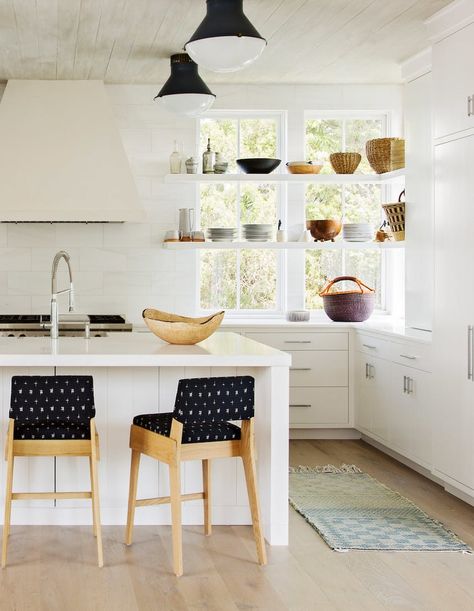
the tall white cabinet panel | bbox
[433,134,474,490]
[433,21,474,140]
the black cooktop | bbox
[0,314,126,324]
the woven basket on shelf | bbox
[366,138,405,174]
[329,152,361,174]
[382,190,405,241]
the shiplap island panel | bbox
[0,332,290,545]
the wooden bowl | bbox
[143,309,225,345]
[306,219,342,242]
[329,152,361,174]
[287,163,323,174]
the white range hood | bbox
[0,80,144,222]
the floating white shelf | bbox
[162,241,404,251]
[164,168,405,185]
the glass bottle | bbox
[169,140,183,174]
[202,137,215,174]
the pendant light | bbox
[154,54,216,117]
[185,0,266,73]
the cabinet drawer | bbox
[290,351,348,386]
[245,332,348,351]
[390,341,432,373]
[289,388,348,426]
[355,332,391,359]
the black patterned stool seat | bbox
[14,421,91,440]
[133,412,241,444]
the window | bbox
[304,114,387,310]
[198,113,285,312]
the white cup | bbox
[276,230,288,242]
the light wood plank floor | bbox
[1,440,474,610]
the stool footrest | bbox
[11,491,92,500]
[136,492,204,507]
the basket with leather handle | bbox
[319,276,375,322]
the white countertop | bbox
[220,315,432,344]
[0,331,291,367]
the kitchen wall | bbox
[0,83,403,324]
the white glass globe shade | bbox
[157,93,215,118]
[186,36,266,73]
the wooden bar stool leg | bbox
[241,420,267,566]
[2,421,14,568]
[202,459,212,536]
[89,457,97,537]
[169,460,183,577]
[90,423,103,568]
[125,449,141,546]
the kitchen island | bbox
[0,331,290,545]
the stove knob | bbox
[19,333,26,338]
[8,333,14,337]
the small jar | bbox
[185,157,198,174]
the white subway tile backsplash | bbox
[0,296,32,313]
[79,248,127,272]
[55,224,104,247]
[120,128,152,153]
[8,271,50,295]
[103,271,152,296]
[0,248,32,271]
[126,248,175,273]
[103,223,152,248]
[7,224,56,247]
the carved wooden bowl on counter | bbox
[143,309,225,345]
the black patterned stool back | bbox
[10,376,95,425]
[172,376,254,425]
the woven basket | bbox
[143,308,224,345]
[366,138,405,174]
[382,190,405,241]
[319,276,375,322]
[329,152,361,174]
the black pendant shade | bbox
[154,54,216,117]
[185,0,266,73]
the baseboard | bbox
[290,428,361,440]
[361,435,439,482]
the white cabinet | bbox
[432,134,474,491]
[355,352,391,442]
[433,22,474,140]
[355,339,432,468]
[245,330,349,428]
[389,364,431,468]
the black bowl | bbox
[236,158,281,174]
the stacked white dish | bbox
[343,223,373,242]
[242,224,274,242]
[207,227,238,242]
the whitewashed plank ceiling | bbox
[0,0,452,84]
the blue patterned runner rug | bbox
[289,465,471,553]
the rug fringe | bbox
[289,464,362,474]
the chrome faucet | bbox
[50,250,74,339]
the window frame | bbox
[196,110,288,317]
[303,110,392,314]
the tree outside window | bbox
[199,115,282,311]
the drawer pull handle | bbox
[284,341,311,344]
[290,404,311,408]
[362,344,376,349]
[400,354,417,360]
[291,368,311,371]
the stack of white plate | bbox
[207,227,238,242]
[242,224,274,242]
[343,223,373,242]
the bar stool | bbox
[125,375,266,576]
[2,375,103,568]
